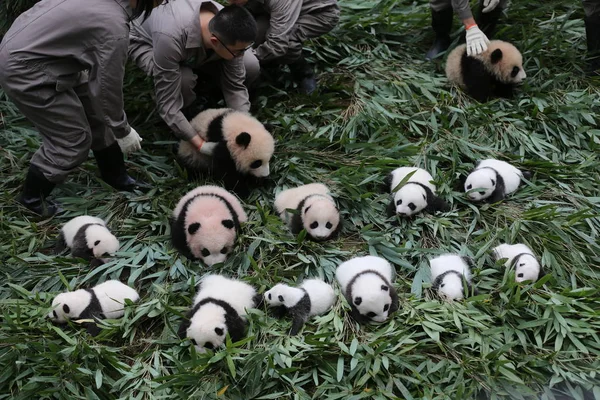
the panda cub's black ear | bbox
[491,49,503,64]
[188,222,201,235]
[236,132,252,149]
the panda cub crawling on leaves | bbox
[178,274,261,353]
[384,167,450,217]
[171,185,247,266]
[446,40,526,102]
[464,159,531,203]
[493,243,543,283]
[336,256,399,323]
[49,280,139,336]
[430,254,476,301]
[55,215,119,264]
[177,108,275,197]
[264,279,336,335]
[274,183,342,241]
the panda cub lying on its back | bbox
[384,167,450,217]
[464,159,531,203]
[274,183,342,241]
[429,254,476,301]
[49,280,139,336]
[493,243,543,283]
[336,256,399,324]
[446,40,526,102]
[55,216,119,264]
[264,279,336,335]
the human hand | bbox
[482,0,500,13]
[190,135,217,155]
[117,127,143,154]
[465,25,490,56]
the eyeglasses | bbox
[212,34,254,58]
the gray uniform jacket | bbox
[0,0,132,139]
[128,0,250,141]
[429,0,474,20]
[247,0,338,62]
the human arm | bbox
[220,57,251,112]
[254,0,303,62]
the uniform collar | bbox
[185,1,219,49]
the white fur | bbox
[389,167,436,216]
[186,274,257,352]
[430,254,471,301]
[335,256,395,323]
[264,279,335,316]
[61,216,106,248]
[84,225,120,258]
[49,280,139,322]
[493,243,541,282]
[173,186,247,266]
[274,183,340,240]
[464,159,523,201]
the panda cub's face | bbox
[464,169,496,201]
[352,275,394,323]
[187,303,228,353]
[264,284,288,306]
[49,292,80,323]
[394,185,428,216]
[437,274,465,301]
[514,255,541,282]
[302,199,340,240]
[86,225,120,258]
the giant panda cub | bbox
[274,183,342,241]
[49,280,139,336]
[383,167,450,218]
[464,159,531,203]
[178,274,261,353]
[493,243,543,283]
[55,215,119,263]
[446,40,526,102]
[177,108,275,197]
[171,185,247,266]
[335,256,399,324]
[429,254,475,301]
[264,279,336,335]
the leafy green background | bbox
[1,0,599,399]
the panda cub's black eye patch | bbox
[220,247,228,254]
[310,221,318,229]
[396,199,402,205]
[268,293,271,300]
[94,240,100,246]
[511,66,520,77]
[467,184,472,190]
[201,248,210,257]
[63,304,70,313]
[366,312,377,318]
[214,327,224,336]
[278,295,284,302]
[204,342,214,350]
[383,304,389,312]
[517,273,524,278]
[326,222,333,229]
[52,310,58,318]
[441,283,445,288]
[519,263,525,267]
[250,160,262,169]
[354,297,362,305]
[408,203,416,211]
[191,339,197,345]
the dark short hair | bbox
[208,5,257,46]
[132,0,168,21]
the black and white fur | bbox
[48,280,139,336]
[464,159,531,203]
[264,279,336,335]
[446,40,526,102]
[383,167,450,217]
[274,183,342,241]
[176,108,275,197]
[335,256,399,323]
[493,243,543,283]
[178,274,261,353]
[171,186,247,266]
[430,254,475,301]
[55,216,119,262]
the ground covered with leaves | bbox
[1,0,599,399]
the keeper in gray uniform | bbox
[128,1,258,146]
[426,0,506,60]
[228,0,340,94]
[0,0,161,217]
[583,0,600,75]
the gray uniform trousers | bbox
[583,0,600,17]
[0,59,114,184]
[429,0,508,20]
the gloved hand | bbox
[117,127,143,154]
[465,25,490,56]
[482,0,501,13]
[190,135,218,156]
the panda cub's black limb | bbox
[264,279,336,336]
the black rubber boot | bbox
[585,15,600,76]
[425,7,454,61]
[93,142,148,192]
[288,55,317,95]
[17,165,62,217]
[477,1,503,38]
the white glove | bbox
[117,127,143,155]
[465,25,490,56]
[199,141,218,156]
[482,0,500,13]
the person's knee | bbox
[33,131,92,183]
[180,67,198,108]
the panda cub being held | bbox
[171,185,247,266]
[55,215,119,264]
[464,159,531,203]
[493,243,543,283]
[384,167,450,217]
[264,279,336,335]
[430,254,476,301]
[274,183,342,241]
[336,256,399,324]
[446,40,526,102]
[178,274,261,353]
[49,280,139,336]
